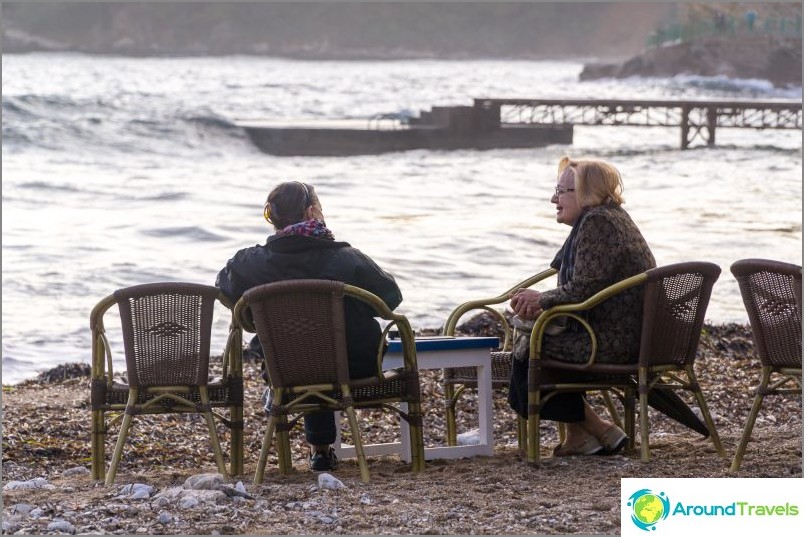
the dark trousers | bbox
[304,411,337,446]
[508,358,585,422]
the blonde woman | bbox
[508,156,656,456]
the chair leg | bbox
[730,372,768,471]
[200,388,228,478]
[91,410,106,481]
[526,388,542,465]
[276,416,294,475]
[624,387,636,451]
[600,390,624,430]
[407,400,426,473]
[106,412,134,486]
[444,384,460,447]
[344,406,370,482]
[686,367,725,460]
[516,416,527,455]
[230,405,244,477]
[639,388,650,462]
[254,415,277,484]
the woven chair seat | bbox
[271,369,420,409]
[91,376,244,410]
[442,351,512,388]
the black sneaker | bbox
[309,448,338,472]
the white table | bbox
[334,336,500,462]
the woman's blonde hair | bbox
[557,156,625,207]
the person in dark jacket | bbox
[508,156,656,457]
[216,181,402,471]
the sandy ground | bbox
[2,323,801,535]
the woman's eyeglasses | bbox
[554,187,575,196]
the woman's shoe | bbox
[552,435,605,456]
[599,425,628,455]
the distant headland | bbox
[580,35,802,88]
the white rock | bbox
[234,481,247,493]
[62,467,89,477]
[3,477,49,491]
[9,504,35,516]
[179,497,199,509]
[47,520,75,534]
[457,428,480,446]
[184,473,225,490]
[317,473,346,490]
[119,483,154,499]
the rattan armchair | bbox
[90,282,244,485]
[729,259,802,471]
[234,279,425,483]
[525,261,727,465]
[441,268,558,448]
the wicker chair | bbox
[234,279,425,483]
[441,268,558,448]
[729,259,802,471]
[90,282,244,485]
[525,261,727,465]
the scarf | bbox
[556,208,589,286]
[275,219,335,241]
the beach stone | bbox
[184,473,225,490]
[157,512,174,524]
[178,496,199,509]
[62,466,89,477]
[156,486,226,503]
[317,473,346,490]
[46,520,76,534]
[28,508,44,519]
[3,478,50,491]
[9,504,35,516]
[117,483,154,500]
[457,428,480,445]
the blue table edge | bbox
[387,336,500,353]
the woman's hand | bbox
[509,289,544,320]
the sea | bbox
[2,53,801,385]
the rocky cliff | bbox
[580,35,802,88]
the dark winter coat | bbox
[216,234,402,379]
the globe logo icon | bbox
[627,489,670,531]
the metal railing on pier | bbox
[474,98,802,149]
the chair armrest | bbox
[343,284,420,376]
[442,268,557,350]
[232,296,257,333]
[90,293,117,386]
[529,271,648,367]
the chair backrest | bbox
[113,282,219,388]
[731,259,802,369]
[638,261,721,368]
[240,279,351,388]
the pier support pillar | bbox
[706,107,717,147]
[680,106,690,150]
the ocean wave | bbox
[139,226,228,242]
[670,74,802,97]
[2,94,249,155]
